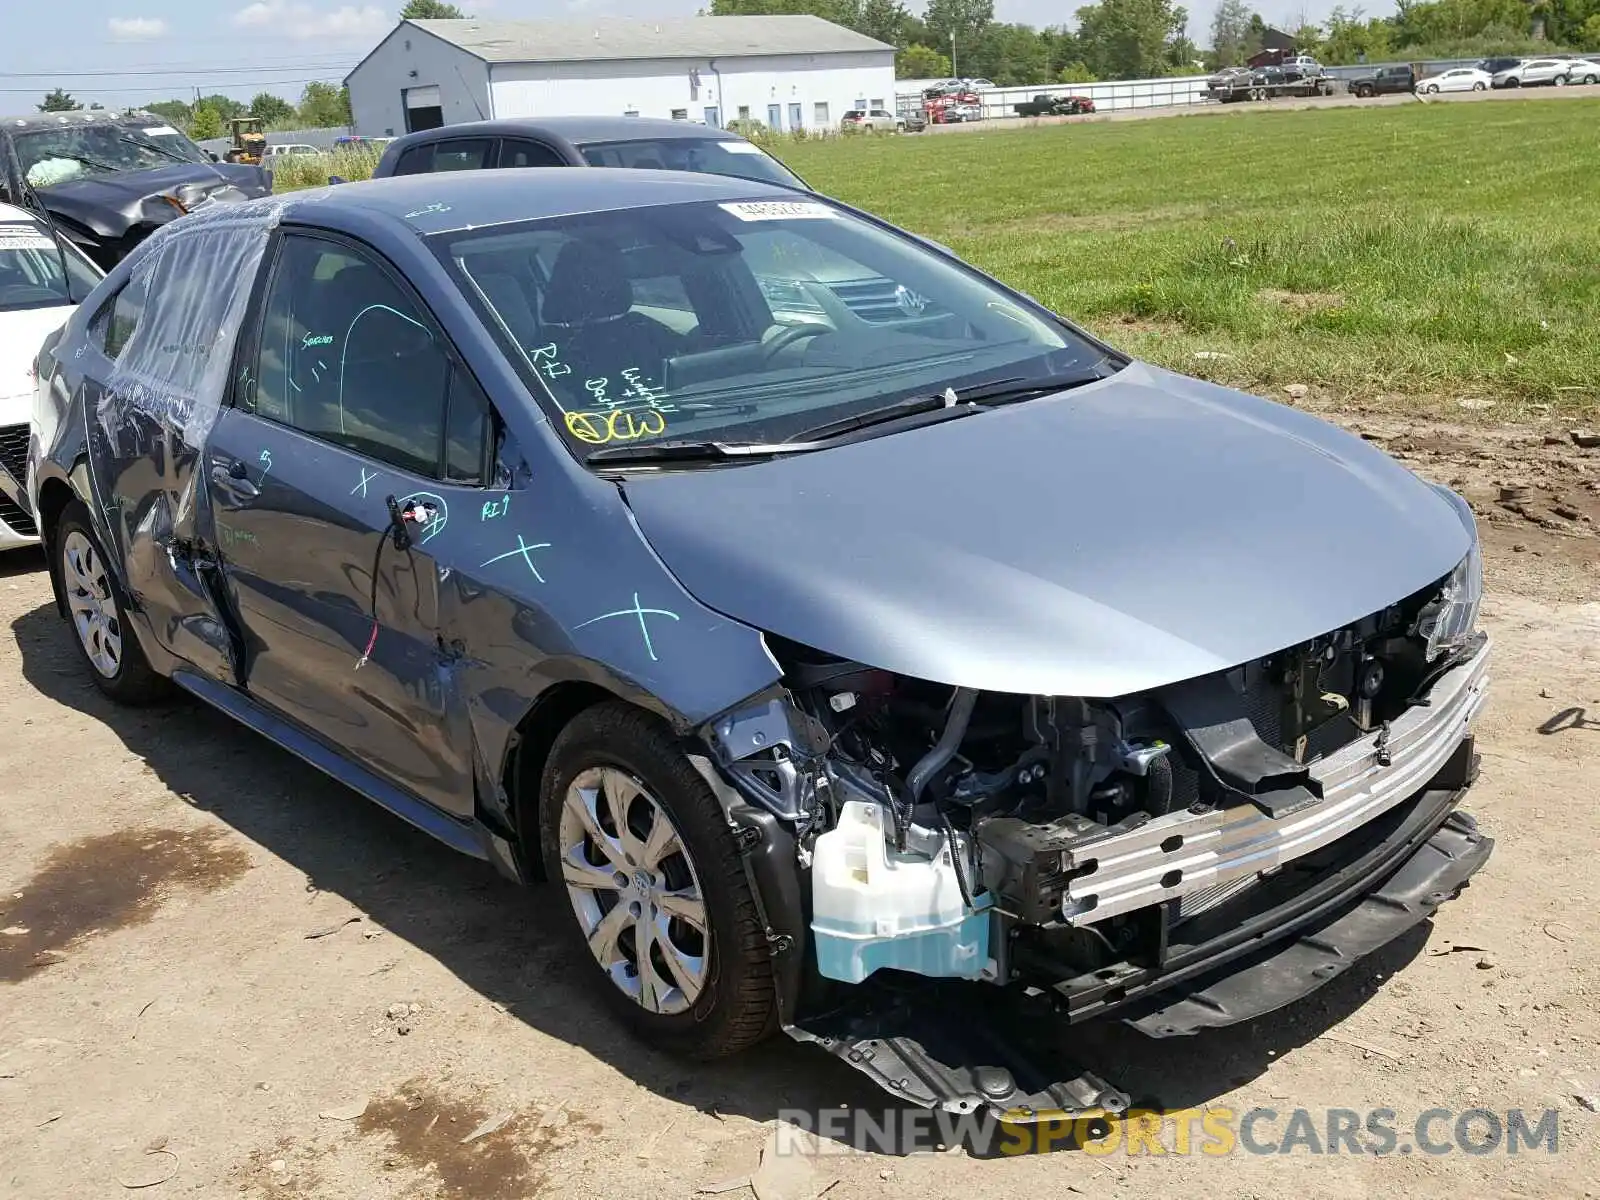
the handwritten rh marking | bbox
[258,449,273,477]
[574,592,680,663]
[351,468,377,498]
[404,202,452,219]
[479,535,551,583]
[480,494,510,521]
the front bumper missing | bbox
[788,743,1490,1118]
[1123,804,1491,1036]
[1061,639,1490,924]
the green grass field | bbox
[771,100,1600,413]
[277,99,1600,412]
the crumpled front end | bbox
[698,555,1492,1119]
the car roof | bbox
[0,201,44,224]
[265,167,805,235]
[0,111,129,132]
[394,116,750,147]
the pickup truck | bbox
[1012,93,1096,117]
[1349,65,1415,97]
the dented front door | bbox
[204,408,476,817]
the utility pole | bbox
[950,31,957,77]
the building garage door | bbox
[404,85,443,132]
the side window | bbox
[101,275,148,360]
[499,139,566,169]
[392,144,434,175]
[431,139,492,171]
[444,364,492,484]
[249,234,452,478]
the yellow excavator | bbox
[224,117,266,165]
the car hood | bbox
[38,162,271,238]
[0,306,74,423]
[621,362,1471,698]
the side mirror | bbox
[207,151,220,162]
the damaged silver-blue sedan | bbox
[28,170,1492,1120]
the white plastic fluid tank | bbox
[810,800,991,984]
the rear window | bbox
[576,137,806,190]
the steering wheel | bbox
[760,322,832,361]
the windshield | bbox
[576,137,807,190]
[0,219,102,311]
[437,196,1113,458]
[16,124,207,188]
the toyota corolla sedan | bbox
[29,171,1491,1121]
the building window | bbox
[671,108,688,120]
[737,105,750,120]
[870,98,884,109]
[623,108,639,117]
[789,102,802,129]
[814,101,829,125]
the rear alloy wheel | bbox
[1555,75,1569,86]
[55,501,168,704]
[539,702,777,1058]
[1584,74,1598,85]
[1473,81,1487,91]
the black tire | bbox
[1554,75,1569,87]
[1473,81,1487,91]
[538,701,777,1059]
[54,500,169,704]
[1357,85,1373,98]
[1426,84,1439,94]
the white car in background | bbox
[264,143,322,157]
[1415,67,1493,93]
[0,202,101,551]
[1566,58,1600,85]
[1493,58,1574,86]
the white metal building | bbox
[345,15,897,138]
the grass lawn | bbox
[772,100,1600,414]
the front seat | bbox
[539,239,683,388]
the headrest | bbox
[541,239,633,326]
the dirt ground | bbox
[1,416,1596,1199]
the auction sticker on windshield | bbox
[140,125,181,137]
[719,200,837,221]
[717,142,766,154]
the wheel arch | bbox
[36,474,81,618]
[500,678,650,881]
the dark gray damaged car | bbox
[27,170,1492,1119]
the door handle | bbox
[211,461,260,499]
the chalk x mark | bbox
[574,592,680,663]
[351,468,377,498]
[479,535,551,583]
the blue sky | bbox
[0,0,1397,112]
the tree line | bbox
[712,0,1600,85]
[37,83,354,137]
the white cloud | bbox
[107,16,169,39]
[232,2,388,40]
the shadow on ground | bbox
[11,594,1431,1154]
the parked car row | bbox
[1486,55,1600,87]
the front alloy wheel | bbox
[558,766,709,1015]
[538,701,777,1059]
